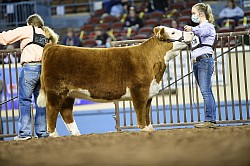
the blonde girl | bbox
[184,3,217,128]
[0,14,58,140]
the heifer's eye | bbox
[172,31,175,35]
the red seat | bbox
[96,23,111,31]
[112,22,124,30]
[116,35,127,41]
[160,18,174,26]
[169,2,184,10]
[93,9,106,17]
[144,19,159,27]
[180,9,191,16]
[221,19,236,28]
[133,34,148,39]
[217,27,231,33]
[88,17,101,24]
[82,38,97,47]
[178,16,191,24]
[238,17,250,26]
[185,1,198,8]
[148,11,164,20]
[81,24,94,34]
[234,25,247,32]
[164,9,179,19]
[244,10,250,17]
[138,27,153,37]
[102,15,118,23]
[120,28,137,39]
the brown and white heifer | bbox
[37,26,194,137]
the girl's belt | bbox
[22,61,42,66]
[193,54,212,63]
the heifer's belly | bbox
[67,79,161,102]
[67,88,132,102]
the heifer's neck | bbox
[164,42,187,66]
[140,37,173,82]
[140,37,173,64]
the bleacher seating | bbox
[75,0,250,47]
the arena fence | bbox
[111,31,250,131]
[0,49,18,139]
[0,1,51,30]
[0,31,250,139]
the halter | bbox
[159,31,188,44]
[166,31,185,43]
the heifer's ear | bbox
[159,28,170,41]
[153,26,161,35]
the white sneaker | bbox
[194,122,216,128]
[14,136,32,141]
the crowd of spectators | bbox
[76,0,249,48]
[1,0,249,50]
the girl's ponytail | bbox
[42,26,59,44]
[206,4,215,24]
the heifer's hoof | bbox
[66,121,81,136]
[140,124,155,132]
[147,124,155,131]
[71,132,81,136]
[141,126,151,132]
[49,131,60,138]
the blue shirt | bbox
[191,20,216,58]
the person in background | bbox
[153,0,169,12]
[184,3,217,128]
[170,20,183,30]
[217,0,244,26]
[94,26,110,46]
[110,0,124,18]
[142,0,154,13]
[124,7,144,31]
[62,28,81,47]
[0,14,59,140]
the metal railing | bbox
[111,31,250,131]
[0,1,51,30]
[0,49,20,139]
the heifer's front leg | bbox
[46,92,61,137]
[60,97,80,136]
[146,98,154,131]
[131,88,149,131]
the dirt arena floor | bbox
[0,125,249,166]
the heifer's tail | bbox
[37,74,47,107]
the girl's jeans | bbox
[193,56,216,123]
[18,64,48,137]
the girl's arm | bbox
[192,25,212,37]
[0,26,28,45]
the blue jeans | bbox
[193,56,216,123]
[18,64,48,137]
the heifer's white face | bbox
[156,26,194,65]
[161,26,194,45]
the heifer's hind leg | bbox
[60,97,80,136]
[46,92,62,137]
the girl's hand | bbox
[184,25,192,32]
